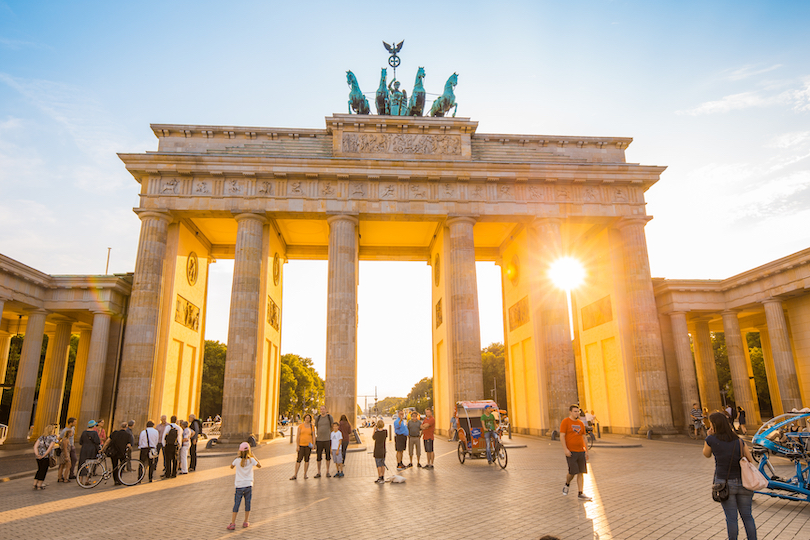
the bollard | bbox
[508,424,512,440]
[597,423,601,439]
[290,424,294,444]
[388,425,392,441]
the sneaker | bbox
[417,463,422,468]
[326,473,331,478]
[397,463,406,470]
[578,493,592,501]
[407,463,413,468]
[375,478,385,484]
[314,473,321,478]
[562,484,569,495]
[227,523,235,530]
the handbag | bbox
[146,429,159,459]
[740,440,769,491]
[711,439,736,502]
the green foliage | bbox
[711,332,732,402]
[357,404,362,416]
[749,346,772,417]
[278,353,324,417]
[375,396,404,414]
[200,340,227,420]
[482,342,507,408]
[0,334,48,426]
[378,377,433,414]
[58,335,79,426]
[711,332,772,417]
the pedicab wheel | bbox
[496,445,508,469]
[457,441,466,464]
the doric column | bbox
[446,217,484,402]
[0,297,9,384]
[757,325,782,416]
[691,319,722,411]
[7,310,48,443]
[762,298,802,412]
[220,213,267,442]
[78,311,112,428]
[33,321,73,436]
[722,311,756,428]
[669,312,700,426]
[615,217,674,433]
[66,328,92,421]
[740,332,762,424]
[530,218,577,429]
[116,210,171,428]
[324,215,360,424]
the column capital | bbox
[721,309,741,317]
[133,208,172,223]
[761,297,783,306]
[614,215,653,231]
[233,212,268,225]
[90,309,115,317]
[446,215,477,227]
[326,214,359,226]
[668,310,688,317]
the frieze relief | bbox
[342,133,461,155]
[175,295,200,332]
[267,297,280,331]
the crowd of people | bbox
[31,413,205,489]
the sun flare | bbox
[549,257,585,291]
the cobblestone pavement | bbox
[0,430,808,540]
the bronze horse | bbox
[429,73,458,117]
[375,68,389,115]
[346,70,370,115]
[407,67,426,116]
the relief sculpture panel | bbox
[175,295,200,332]
[267,296,280,331]
[342,133,461,155]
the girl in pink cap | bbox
[228,442,261,530]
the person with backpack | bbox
[313,406,334,478]
[161,415,182,478]
[188,414,203,471]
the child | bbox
[57,429,72,482]
[330,422,344,477]
[373,419,387,484]
[228,442,261,530]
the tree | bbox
[0,334,48,426]
[482,342,507,408]
[376,396,404,414]
[200,340,227,420]
[278,354,324,417]
[711,331,773,418]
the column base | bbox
[2,438,33,447]
[636,425,679,438]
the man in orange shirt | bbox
[560,404,592,501]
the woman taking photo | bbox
[290,413,314,480]
[703,411,757,540]
[33,425,58,490]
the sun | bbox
[548,257,585,291]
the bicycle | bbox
[585,426,596,450]
[76,453,145,488]
[687,420,707,440]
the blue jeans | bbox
[484,431,496,462]
[233,486,252,512]
[718,478,756,540]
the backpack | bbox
[165,425,179,446]
[316,414,334,437]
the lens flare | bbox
[548,257,585,291]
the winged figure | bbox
[383,40,404,54]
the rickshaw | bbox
[751,411,810,502]
[455,400,507,469]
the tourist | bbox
[737,406,748,435]
[313,405,334,478]
[560,404,591,501]
[373,419,387,484]
[32,424,58,490]
[179,420,191,474]
[330,422,344,477]
[290,413,314,480]
[450,413,458,441]
[421,408,436,469]
[189,413,203,471]
[103,421,132,486]
[394,410,408,470]
[124,420,136,471]
[138,420,160,482]
[703,412,757,540]
[228,442,261,530]
[156,415,169,476]
[481,405,499,464]
[78,420,101,477]
[95,419,107,445]
[59,417,77,479]
[56,427,72,482]
[407,411,422,467]
[161,415,182,478]
[338,414,351,465]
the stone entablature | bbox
[653,247,810,313]
[0,254,132,324]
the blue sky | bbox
[2,1,809,401]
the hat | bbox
[239,442,250,451]
[88,420,97,427]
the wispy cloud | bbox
[721,64,782,81]
[0,37,50,50]
[677,77,810,115]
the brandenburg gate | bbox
[114,113,677,442]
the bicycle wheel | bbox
[496,445,508,469]
[457,441,466,464]
[687,425,696,439]
[77,461,103,488]
[118,459,145,486]
[587,433,595,450]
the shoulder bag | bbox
[147,429,159,459]
[712,439,736,502]
[739,440,769,491]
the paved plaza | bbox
[0,430,808,540]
